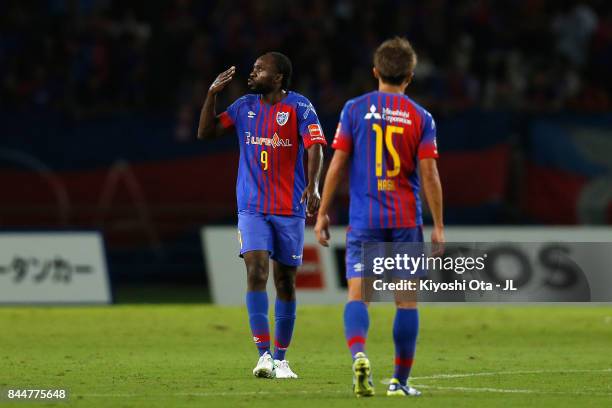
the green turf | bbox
[1,305,611,407]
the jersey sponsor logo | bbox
[308,124,324,139]
[276,111,290,126]
[382,107,412,125]
[248,111,256,119]
[246,132,293,148]
[364,104,382,119]
[364,104,412,125]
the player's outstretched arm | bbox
[197,66,236,139]
[419,158,445,245]
[314,149,349,247]
[301,144,324,217]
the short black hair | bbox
[264,52,292,90]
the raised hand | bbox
[208,66,236,95]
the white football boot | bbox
[252,351,275,378]
[274,359,298,379]
[386,378,422,396]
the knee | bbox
[275,274,296,300]
[347,280,364,302]
[246,261,268,291]
[347,290,363,302]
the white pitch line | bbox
[415,384,536,394]
[415,384,612,397]
[410,368,612,381]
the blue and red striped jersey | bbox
[219,91,326,217]
[332,91,438,228]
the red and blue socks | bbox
[246,293,297,359]
[273,299,296,361]
[246,291,270,356]
[344,302,418,384]
[344,300,369,358]
[393,308,419,385]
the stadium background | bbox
[1,0,612,301]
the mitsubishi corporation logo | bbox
[365,104,412,125]
[364,104,382,120]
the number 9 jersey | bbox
[218,92,327,218]
[331,91,438,229]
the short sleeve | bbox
[296,97,327,148]
[418,111,438,160]
[217,97,244,129]
[331,101,354,153]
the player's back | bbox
[332,91,438,229]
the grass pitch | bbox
[1,305,611,407]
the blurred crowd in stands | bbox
[1,0,611,131]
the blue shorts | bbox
[237,211,305,267]
[345,226,424,280]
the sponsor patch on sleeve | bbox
[308,124,323,139]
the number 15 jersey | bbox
[331,91,438,229]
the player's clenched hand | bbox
[314,214,330,247]
[208,66,236,95]
[301,184,320,217]
[431,225,445,256]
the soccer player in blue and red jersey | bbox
[315,37,444,397]
[198,53,326,379]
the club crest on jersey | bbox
[276,111,290,126]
